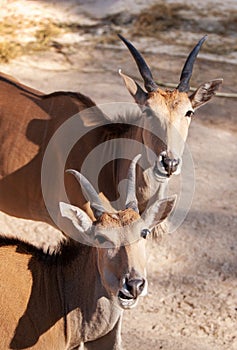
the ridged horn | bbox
[118,34,158,92]
[177,35,207,92]
[66,169,105,219]
[125,154,141,213]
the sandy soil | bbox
[0,1,237,349]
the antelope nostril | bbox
[161,155,180,176]
[171,158,180,171]
[137,279,145,293]
[126,278,145,297]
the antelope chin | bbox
[117,290,139,309]
[153,160,169,179]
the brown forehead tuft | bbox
[151,88,186,110]
[96,208,140,228]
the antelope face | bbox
[119,34,223,178]
[94,195,175,309]
[94,211,148,309]
[60,156,176,310]
[143,89,193,177]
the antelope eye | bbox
[144,108,155,118]
[141,229,151,239]
[185,110,194,117]
[95,235,107,245]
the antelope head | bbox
[118,34,223,177]
[60,155,176,309]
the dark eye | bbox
[185,110,194,118]
[144,108,155,118]
[95,235,107,245]
[141,229,151,239]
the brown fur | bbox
[0,206,156,349]
[157,89,184,109]
[97,209,140,228]
[0,69,221,248]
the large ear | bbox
[190,79,223,109]
[119,70,148,105]
[142,196,176,230]
[59,202,93,234]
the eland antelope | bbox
[0,156,175,349]
[0,35,222,229]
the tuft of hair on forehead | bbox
[150,88,186,110]
[96,208,140,228]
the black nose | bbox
[125,277,145,298]
[161,154,180,176]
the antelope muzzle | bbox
[161,152,180,176]
[118,272,147,309]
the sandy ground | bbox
[0,1,237,349]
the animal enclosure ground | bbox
[0,1,237,349]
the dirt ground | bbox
[0,1,237,349]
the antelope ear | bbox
[59,202,93,234]
[119,70,148,105]
[142,196,176,230]
[190,79,223,109]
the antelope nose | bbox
[126,277,146,298]
[161,154,180,176]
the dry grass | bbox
[0,2,236,63]
[0,16,63,63]
[131,2,237,36]
[131,2,190,35]
[130,2,237,54]
[34,22,62,47]
[94,33,119,45]
[0,42,22,63]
